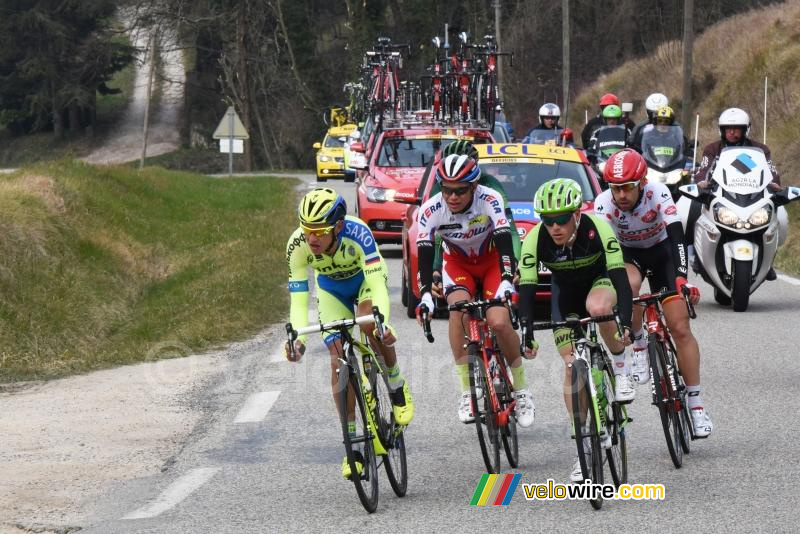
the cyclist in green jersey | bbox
[429,139,521,296]
[284,188,414,478]
[516,178,635,482]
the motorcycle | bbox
[677,146,800,311]
[587,125,628,178]
[641,124,690,199]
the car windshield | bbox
[479,160,596,202]
[377,138,445,167]
[324,135,346,148]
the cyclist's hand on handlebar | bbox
[375,323,397,348]
[523,339,539,359]
[284,340,305,362]
[676,276,700,305]
[614,327,633,347]
[494,279,515,300]
[416,292,435,326]
[431,271,444,299]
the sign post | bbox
[213,106,250,176]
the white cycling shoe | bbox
[631,348,650,384]
[614,373,636,403]
[513,389,535,428]
[690,407,714,437]
[458,392,474,423]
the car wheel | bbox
[405,273,419,319]
[317,175,327,182]
[344,173,355,183]
[401,268,409,307]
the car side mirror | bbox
[312,142,321,150]
[350,142,366,153]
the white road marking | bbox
[234,391,281,423]
[123,467,220,520]
[777,273,800,286]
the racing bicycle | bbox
[285,307,407,513]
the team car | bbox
[398,142,604,317]
[351,126,494,243]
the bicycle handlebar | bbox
[633,287,697,320]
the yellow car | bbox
[313,124,357,182]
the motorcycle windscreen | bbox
[593,126,627,159]
[641,125,684,171]
[526,128,564,145]
[712,147,773,194]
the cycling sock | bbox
[456,364,470,391]
[612,350,629,374]
[633,329,646,350]
[510,363,527,389]
[686,385,703,409]
[347,420,357,438]
[386,364,404,390]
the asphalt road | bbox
[82,175,800,533]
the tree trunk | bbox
[236,6,253,172]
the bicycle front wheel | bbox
[469,344,500,474]
[601,362,628,486]
[648,335,683,468]
[338,361,379,512]
[372,361,408,497]
[494,357,519,468]
[571,360,603,510]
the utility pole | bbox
[681,0,694,128]
[562,0,570,124]
[493,0,503,100]
[140,29,157,170]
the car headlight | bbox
[714,205,739,226]
[748,206,772,227]
[366,186,389,202]
[319,155,330,162]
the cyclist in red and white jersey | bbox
[415,153,535,428]
[595,149,713,437]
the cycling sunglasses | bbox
[302,225,335,237]
[609,180,640,193]
[540,213,574,227]
[441,185,472,197]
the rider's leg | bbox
[626,263,644,343]
[625,263,649,382]
[486,305,524,383]
[662,297,700,386]
[589,283,635,402]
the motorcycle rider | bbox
[628,92,669,152]
[523,103,573,146]
[581,93,635,149]
[640,106,694,162]
[686,107,782,279]
[587,104,630,165]
[595,149,713,438]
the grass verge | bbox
[0,161,296,381]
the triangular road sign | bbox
[213,106,250,139]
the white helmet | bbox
[645,92,669,112]
[538,103,561,123]
[718,107,750,138]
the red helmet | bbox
[603,149,647,184]
[599,93,620,107]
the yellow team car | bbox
[313,124,357,182]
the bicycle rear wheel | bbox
[338,361,379,512]
[670,349,692,454]
[648,335,683,468]
[571,360,603,510]
[600,361,628,486]
[484,73,497,130]
[371,360,408,497]
[469,344,500,474]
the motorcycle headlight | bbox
[366,186,389,202]
[319,155,330,162]
[714,205,739,226]
[748,206,772,227]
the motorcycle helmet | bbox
[645,92,669,120]
[603,149,647,184]
[602,104,622,120]
[655,105,675,125]
[718,107,750,139]
[599,93,620,107]
[436,153,481,183]
[539,103,561,124]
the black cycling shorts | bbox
[550,275,613,350]
[622,240,676,294]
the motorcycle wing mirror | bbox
[678,183,700,199]
[772,186,800,207]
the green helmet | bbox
[602,104,622,119]
[442,139,479,160]
[534,178,583,214]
